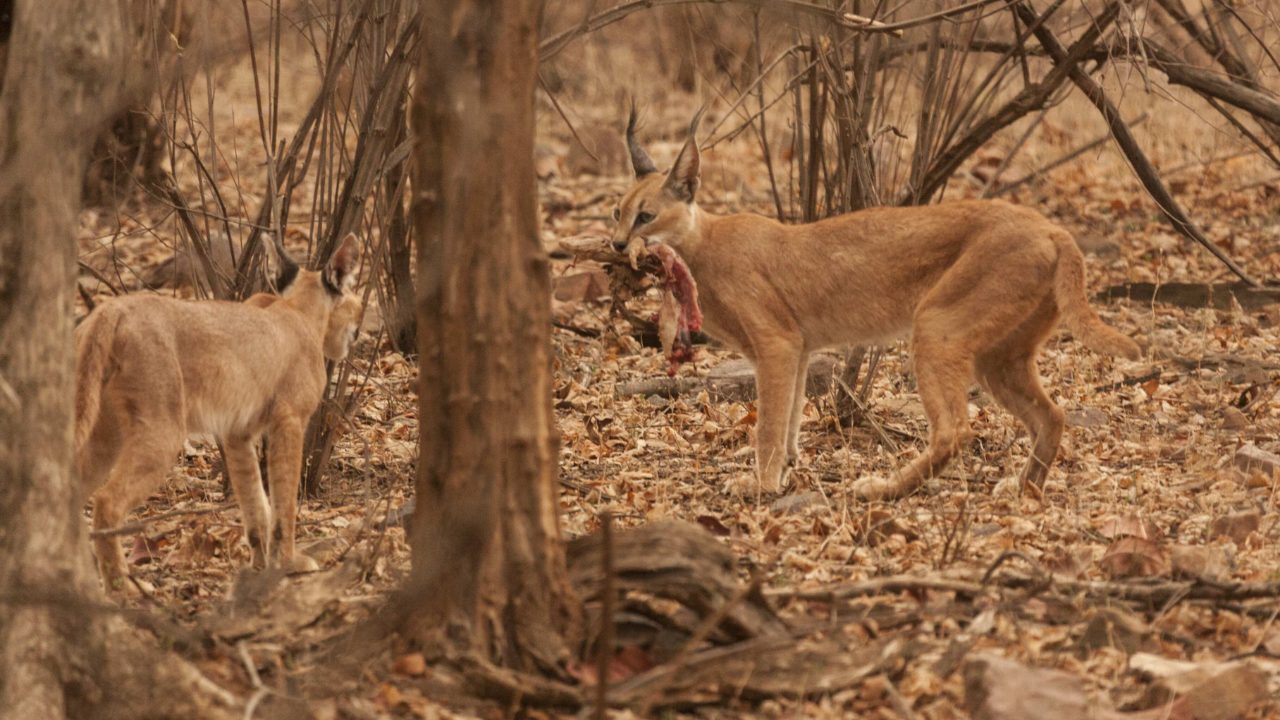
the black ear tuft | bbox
[276,262,299,292]
[265,231,300,291]
[626,99,658,178]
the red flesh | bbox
[649,244,702,376]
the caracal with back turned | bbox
[75,234,363,594]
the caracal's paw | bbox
[103,574,153,603]
[725,473,783,499]
[283,554,320,574]
[852,474,918,502]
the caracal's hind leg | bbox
[856,234,1054,501]
[91,425,183,595]
[77,408,122,499]
[221,434,272,568]
[786,352,811,465]
[976,296,1064,494]
[265,412,315,572]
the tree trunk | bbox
[403,0,579,675]
[0,3,238,718]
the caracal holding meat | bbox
[611,111,1139,500]
[75,234,363,594]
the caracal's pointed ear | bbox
[326,233,361,292]
[664,109,703,203]
[626,100,658,178]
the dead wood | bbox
[769,575,992,603]
[557,521,917,710]
[772,570,1280,611]
[567,520,787,644]
[1100,279,1280,310]
[1150,0,1280,152]
[456,655,584,709]
[539,0,863,62]
[906,2,1121,205]
[612,635,899,709]
[1098,281,1280,311]
[884,36,1280,137]
[88,502,236,539]
[1013,1,1259,287]
[614,355,839,401]
[993,113,1148,196]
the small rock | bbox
[1137,659,1267,720]
[1076,235,1122,257]
[1065,407,1108,428]
[1209,509,1261,544]
[1008,518,1037,538]
[1221,406,1249,431]
[964,654,1100,720]
[770,491,828,514]
[1234,444,1280,477]
[1170,544,1232,580]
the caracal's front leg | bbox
[752,343,802,494]
[265,412,316,572]
[221,434,272,568]
[786,352,810,465]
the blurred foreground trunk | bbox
[0,3,238,718]
[402,0,579,673]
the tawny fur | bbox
[75,235,363,594]
[613,113,1140,500]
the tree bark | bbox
[0,3,238,718]
[404,0,579,675]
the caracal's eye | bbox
[612,207,621,222]
[634,211,655,226]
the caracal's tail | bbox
[75,305,121,454]
[1050,230,1141,360]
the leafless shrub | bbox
[120,0,418,496]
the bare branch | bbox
[1014,1,1259,287]
[539,0,861,62]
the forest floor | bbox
[74,43,1280,720]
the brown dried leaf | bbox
[391,653,427,677]
[695,514,731,537]
[1099,536,1169,579]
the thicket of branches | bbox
[75,0,1278,529]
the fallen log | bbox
[1098,281,1280,310]
[615,355,839,402]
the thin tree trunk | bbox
[0,2,130,715]
[403,0,579,674]
[0,3,238,718]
